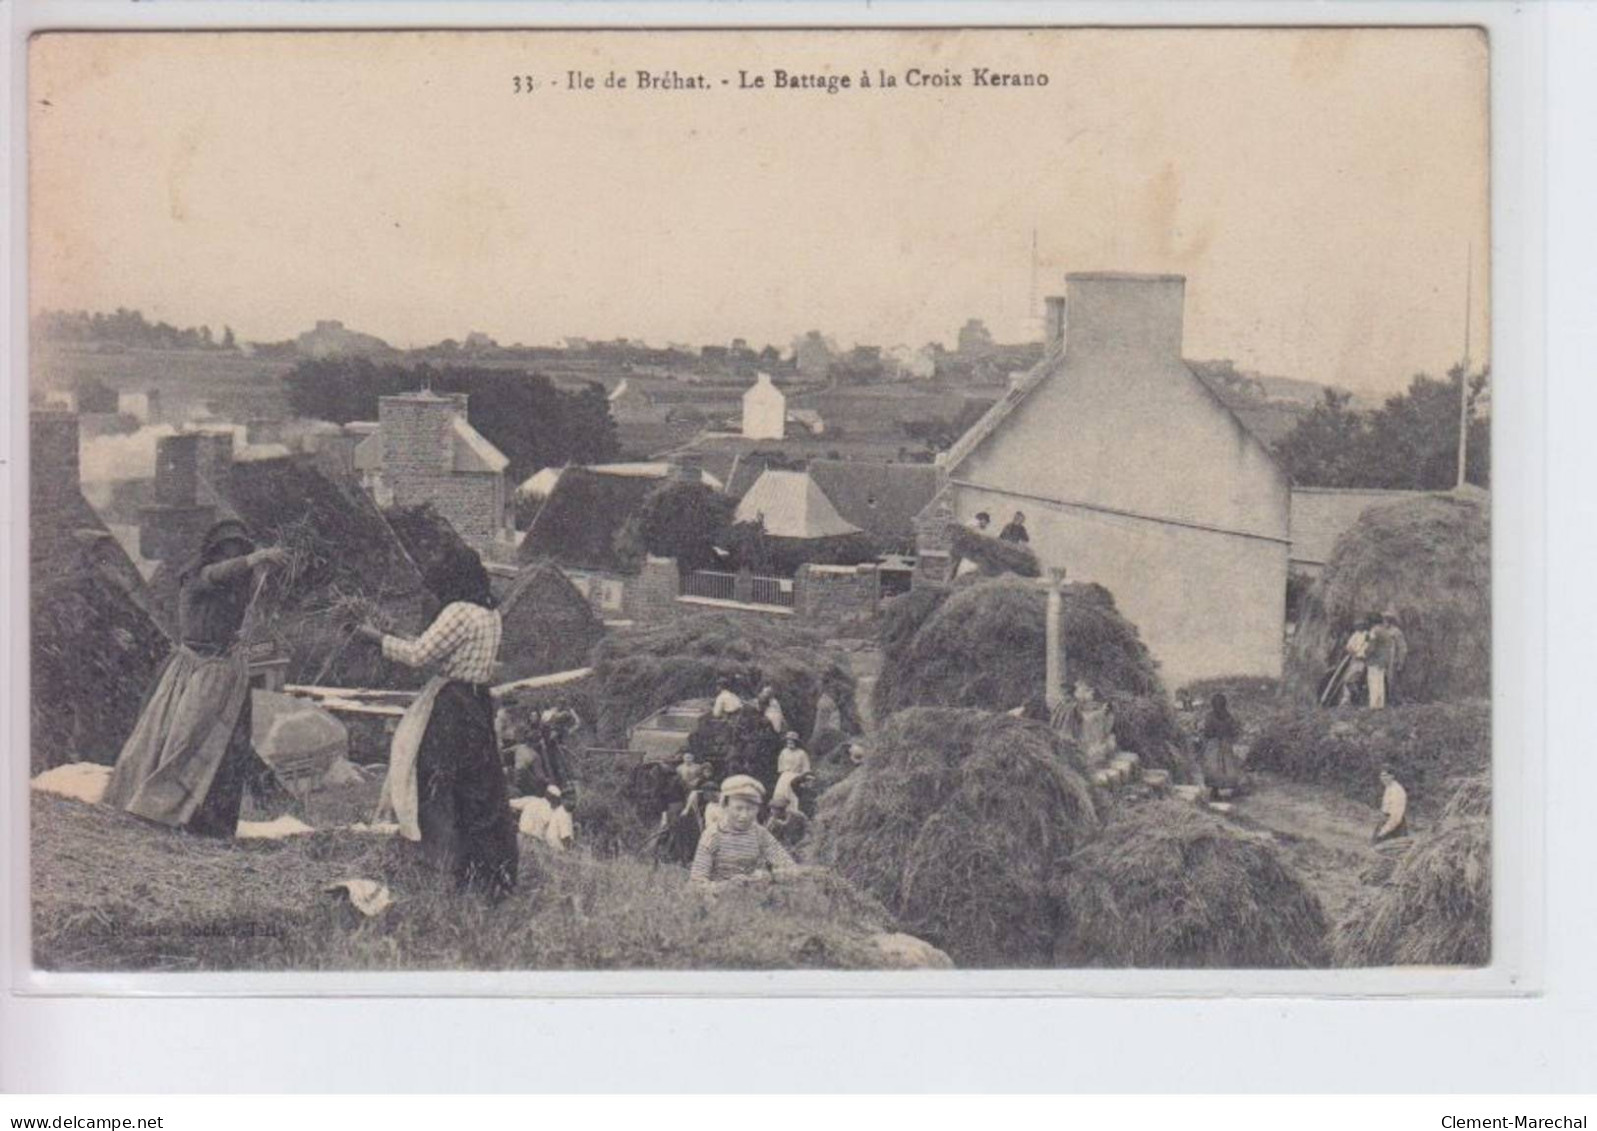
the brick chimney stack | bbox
[1063,272,1185,361]
[1044,295,1067,352]
[154,433,200,506]
[141,433,217,561]
[194,429,235,491]
[30,410,81,510]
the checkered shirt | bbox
[382,601,502,684]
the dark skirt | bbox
[416,681,518,900]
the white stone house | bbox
[926,272,1292,687]
[741,372,786,441]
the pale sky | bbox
[29,28,1488,394]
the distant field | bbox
[33,347,296,421]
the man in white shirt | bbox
[1373,766,1409,843]
[711,677,744,720]
[1338,618,1375,706]
[516,785,575,851]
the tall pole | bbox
[1456,244,1473,490]
[1028,227,1040,336]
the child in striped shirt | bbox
[689,775,796,884]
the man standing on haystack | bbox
[999,511,1030,544]
[104,519,291,837]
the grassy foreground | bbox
[31,793,945,972]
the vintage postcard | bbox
[23,26,1494,980]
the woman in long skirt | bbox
[1198,692,1244,800]
[357,547,517,902]
[104,519,289,836]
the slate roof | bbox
[806,460,941,548]
[452,415,510,474]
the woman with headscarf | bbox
[1197,692,1244,801]
[104,519,289,836]
[355,546,517,902]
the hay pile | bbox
[148,456,431,688]
[874,577,1180,766]
[591,614,859,748]
[1247,701,1490,815]
[1286,494,1489,704]
[1057,800,1330,968]
[517,467,656,572]
[947,524,1040,578]
[383,503,473,597]
[1337,772,1490,966]
[809,708,1098,966]
[497,561,605,682]
[31,491,172,772]
[32,792,940,971]
[31,572,171,773]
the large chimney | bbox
[1044,295,1067,352]
[1063,272,1185,360]
[194,429,235,490]
[30,409,81,509]
[153,433,200,506]
[141,433,216,561]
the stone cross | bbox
[1045,566,1068,714]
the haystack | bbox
[591,614,859,749]
[383,502,473,592]
[1337,771,1490,966]
[1285,494,1489,704]
[496,561,605,682]
[518,467,655,572]
[149,455,431,688]
[1247,701,1490,814]
[947,524,1040,578]
[874,577,1180,766]
[809,708,1098,967]
[31,560,171,773]
[1057,800,1330,968]
[31,486,172,773]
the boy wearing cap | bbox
[689,775,795,884]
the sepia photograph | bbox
[23,25,1494,977]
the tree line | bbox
[34,308,236,352]
[1272,366,1490,490]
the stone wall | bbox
[625,556,681,622]
[795,563,880,626]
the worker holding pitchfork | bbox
[105,519,292,837]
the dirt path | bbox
[1222,771,1387,928]
[844,645,884,734]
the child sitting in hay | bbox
[689,775,796,885]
